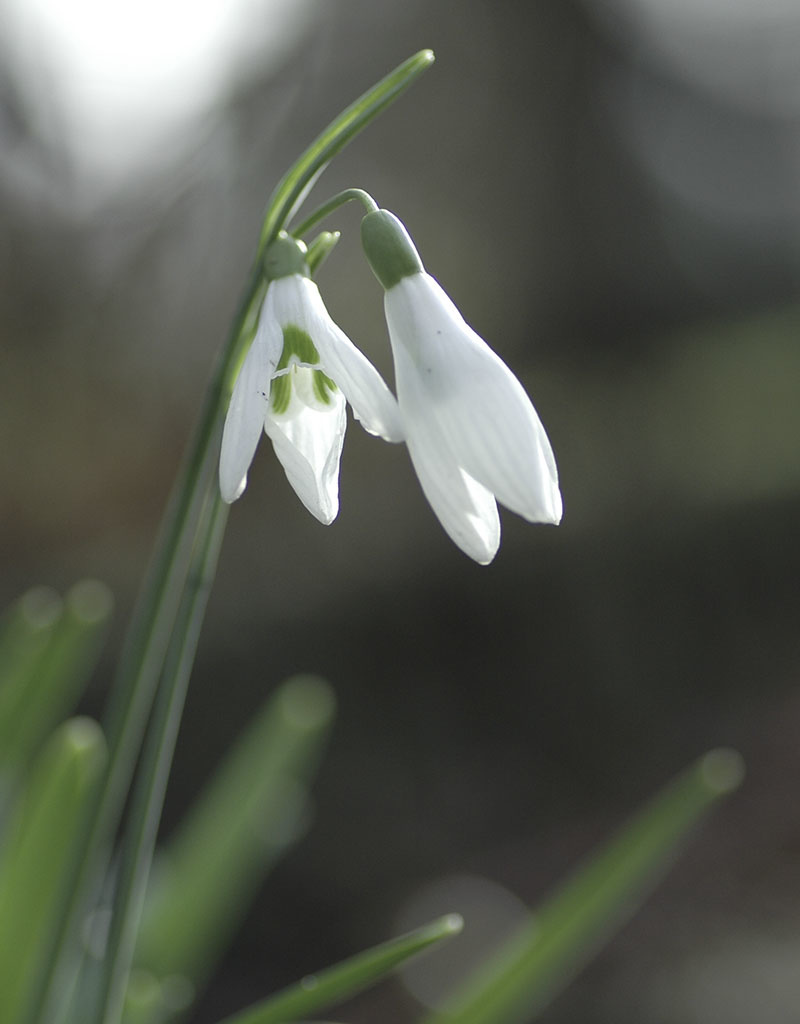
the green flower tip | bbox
[698,747,745,796]
[264,231,310,281]
[361,209,424,290]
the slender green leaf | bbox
[121,969,194,1024]
[217,914,464,1024]
[0,581,112,775]
[92,490,229,1024]
[424,749,745,1024]
[136,674,335,986]
[0,718,107,1024]
[0,588,63,783]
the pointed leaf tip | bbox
[697,748,745,795]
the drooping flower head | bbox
[361,209,562,564]
[219,233,403,522]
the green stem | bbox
[25,262,264,1024]
[27,47,435,1024]
[94,490,229,1024]
[257,49,434,255]
[291,188,379,239]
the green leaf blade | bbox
[426,749,744,1024]
[217,914,463,1024]
[135,674,336,987]
[0,717,107,1024]
[0,581,112,776]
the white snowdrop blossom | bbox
[219,238,403,523]
[361,209,562,564]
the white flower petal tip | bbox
[219,470,247,505]
[264,368,346,526]
[219,272,396,521]
[384,272,563,562]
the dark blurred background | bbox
[3,0,800,1021]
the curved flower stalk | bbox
[219,233,403,523]
[361,209,562,564]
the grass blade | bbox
[135,674,335,987]
[0,581,112,775]
[0,718,107,1024]
[218,914,464,1024]
[425,749,744,1024]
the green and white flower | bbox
[362,209,562,564]
[219,236,402,523]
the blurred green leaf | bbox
[425,749,744,1024]
[135,674,336,988]
[0,717,107,1024]
[217,913,463,1024]
[0,587,63,788]
[121,969,194,1024]
[0,581,112,778]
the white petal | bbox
[264,370,346,525]
[273,275,404,443]
[218,318,281,503]
[407,424,501,565]
[385,274,562,524]
[392,336,499,563]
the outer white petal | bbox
[263,370,346,525]
[385,274,562,524]
[218,315,282,503]
[272,274,404,443]
[393,338,500,564]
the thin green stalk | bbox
[25,262,263,1024]
[27,47,435,1024]
[93,489,229,1024]
[291,188,379,239]
[257,49,434,254]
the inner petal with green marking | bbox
[270,324,337,415]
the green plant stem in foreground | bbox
[25,49,435,1024]
[93,491,229,1024]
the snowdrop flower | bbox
[361,209,562,564]
[219,233,403,523]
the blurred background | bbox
[2,0,800,1021]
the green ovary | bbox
[270,325,336,415]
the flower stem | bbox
[93,489,229,1024]
[291,188,379,239]
[26,48,435,1024]
[257,49,434,255]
